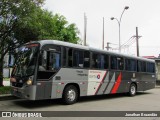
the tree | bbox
[0,0,44,86]
[13,8,80,43]
[20,8,80,42]
[0,0,80,87]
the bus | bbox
[10,40,156,104]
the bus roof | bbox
[31,40,155,63]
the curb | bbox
[0,94,11,97]
[0,94,18,101]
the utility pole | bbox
[132,27,141,57]
[106,42,110,50]
[136,27,139,57]
[102,17,104,49]
[84,13,87,46]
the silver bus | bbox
[10,40,156,104]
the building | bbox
[154,58,160,85]
[3,53,14,78]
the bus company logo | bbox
[97,74,100,79]
[89,74,101,79]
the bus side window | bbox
[142,62,146,72]
[73,50,84,68]
[138,61,146,72]
[68,48,73,67]
[125,59,137,71]
[98,55,104,69]
[111,56,123,70]
[117,57,124,70]
[137,61,141,72]
[147,62,155,73]
[91,53,108,69]
[91,53,98,69]
[111,56,117,69]
[97,55,107,69]
[63,47,67,67]
[84,51,90,68]
[48,52,61,71]
[39,50,47,71]
[104,55,109,69]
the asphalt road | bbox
[0,88,160,120]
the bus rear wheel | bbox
[62,85,78,105]
[128,83,136,96]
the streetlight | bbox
[111,6,129,53]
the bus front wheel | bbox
[128,83,137,96]
[62,85,78,105]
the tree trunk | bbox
[0,59,4,87]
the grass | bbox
[0,86,11,94]
[3,78,10,81]
[1,78,11,94]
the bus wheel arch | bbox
[62,83,80,105]
[128,82,137,96]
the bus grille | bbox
[12,82,23,88]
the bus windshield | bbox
[12,43,39,77]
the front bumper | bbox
[11,85,37,100]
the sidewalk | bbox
[0,92,12,100]
[0,80,12,99]
[0,94,17,101]
[156,85,160,88]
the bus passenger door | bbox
[36,49,61,99]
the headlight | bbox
[26,79,32,85]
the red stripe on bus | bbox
[94,71,107,95]
[111,72,122,94]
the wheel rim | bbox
[131,85,136,95]
[67,89,76,101]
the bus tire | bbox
[128,83,136,96]
[62,85,78,105]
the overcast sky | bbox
[43,0,160,57]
